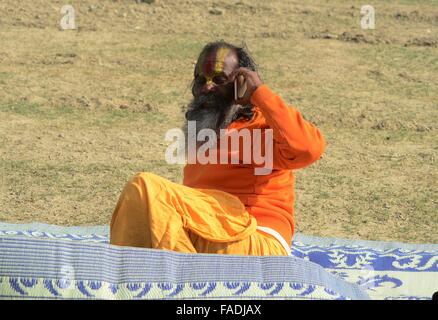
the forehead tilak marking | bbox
[213,47,230,73]
[198,47,231,78]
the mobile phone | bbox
[234,75,247,100]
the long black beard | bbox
[183,92,254,147]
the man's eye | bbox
[195,77,206,85]
[213,76,226,85]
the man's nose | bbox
[201,80,216,94]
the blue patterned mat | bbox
[0,222,436,300]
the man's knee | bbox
[122,172,154,193]
[130,171,163,186]
[131,171,151,182]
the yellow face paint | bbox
[213,47,230,74]
[197,47,231,83]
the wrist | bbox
[250,84,270,105]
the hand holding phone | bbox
[231,67,263,105]
[234,75,247,100]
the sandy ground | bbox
[0,0,437,243]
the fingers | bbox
[230,67,251,81]
[230,67,262,105]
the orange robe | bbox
[110,172,288,255]
[183,84,325,248]
[110,85,325,256]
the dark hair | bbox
[193,40,258,78]
[190,41,257,121]
[191,41,258,95]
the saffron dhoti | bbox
[110,172,288,256]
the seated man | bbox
[110,41,325,256]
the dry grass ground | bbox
[0,0,437,243]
